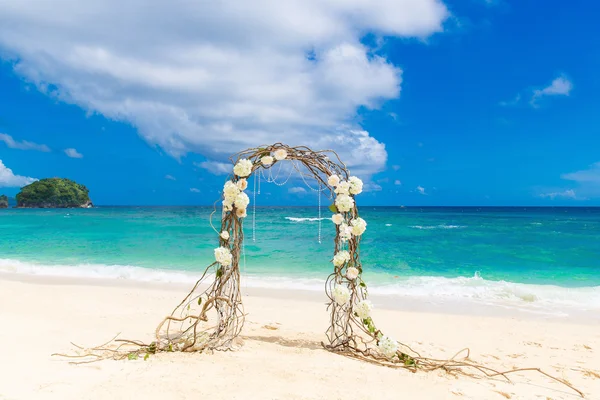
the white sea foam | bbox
[285,217,328,222]
[1,259,599,312]
[409,225,466,230]
[370,273,600,310]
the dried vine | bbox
[55,143,584,398]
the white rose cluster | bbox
[378,336,399,359]
[350,217,367,236]
[214,246,233,266]
[274,148,288,160]
[349,176,363,195]
[331,213,344,225]
[346,266,359,280]
[354,300,373,320]
[233,159,253,177]
[339,223,353,242]
[335,194,354,213]
[328,175,363,197]
[332,250,351,267]
[332,285,351,306]
[261,155,274,166]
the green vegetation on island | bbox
[16,178,93,208]
[0,194,8,209]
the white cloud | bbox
[394,179,402,185]
[392,165,401,171]
[562,162,600,184]
[416,185,426,195]
[0,133,50,152]
[530,76,573,107]
[190,188,200,193]
[288,187,307,194]
[0,0,449,179]
[0,160,37,187]
[165,174,176,180]
[539,189,576,200]
[538,162,600,200]
[195,161,231,176]
[64,148,83,158]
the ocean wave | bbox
[371,273,600,309]
[285,217,328,222]
[409,225,466,230]
[1,259,599,311]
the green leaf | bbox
[198,297,203,305]
[359,282,366,288]
[168,343,173,352]
[328,204,338,213]
[144,353,150,361]
[216,267,223,278]
[127,353,137,360]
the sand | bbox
[1,275,599,400]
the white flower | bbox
[378,336,399,359]
[339,223,353,242]
[331,213,344,225]
[274,148,288,160]
[332,285,350,306]
[335,181,350,195]
[261,155,274,166]
[346,266,359,280]
[332,250,351,267]
[350,217,367,236]
[354,300,373,320]
[233,159,253,177]
[223,199,233,212]
[335,194,354,213]
[223,180,240,201]
[328,174,340,187]
[214,246,233,266]
[220,231,230,240]
[236,207,247,218]
[234,192,250,209]
[236,178,248,191]
[349,176,363,195]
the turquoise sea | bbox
[1,206,599,314]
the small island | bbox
[0,194,8,209]
[16,178,93,208]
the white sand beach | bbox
[1,275,599,400]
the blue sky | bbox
[0,0,599,206]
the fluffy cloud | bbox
[562,162,600,184]
[190,188,200,193]
[416,186,426,195]
[501,76,573,108]
[0,0,449,179]
[394,179,402,185]
[64,148,83,158]
[530,76,573,107]
[0,160,37,187]
[538,162,600,200]
[165,174,176,180]
[0,133,50,152]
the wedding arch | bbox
[154,143,409,365]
